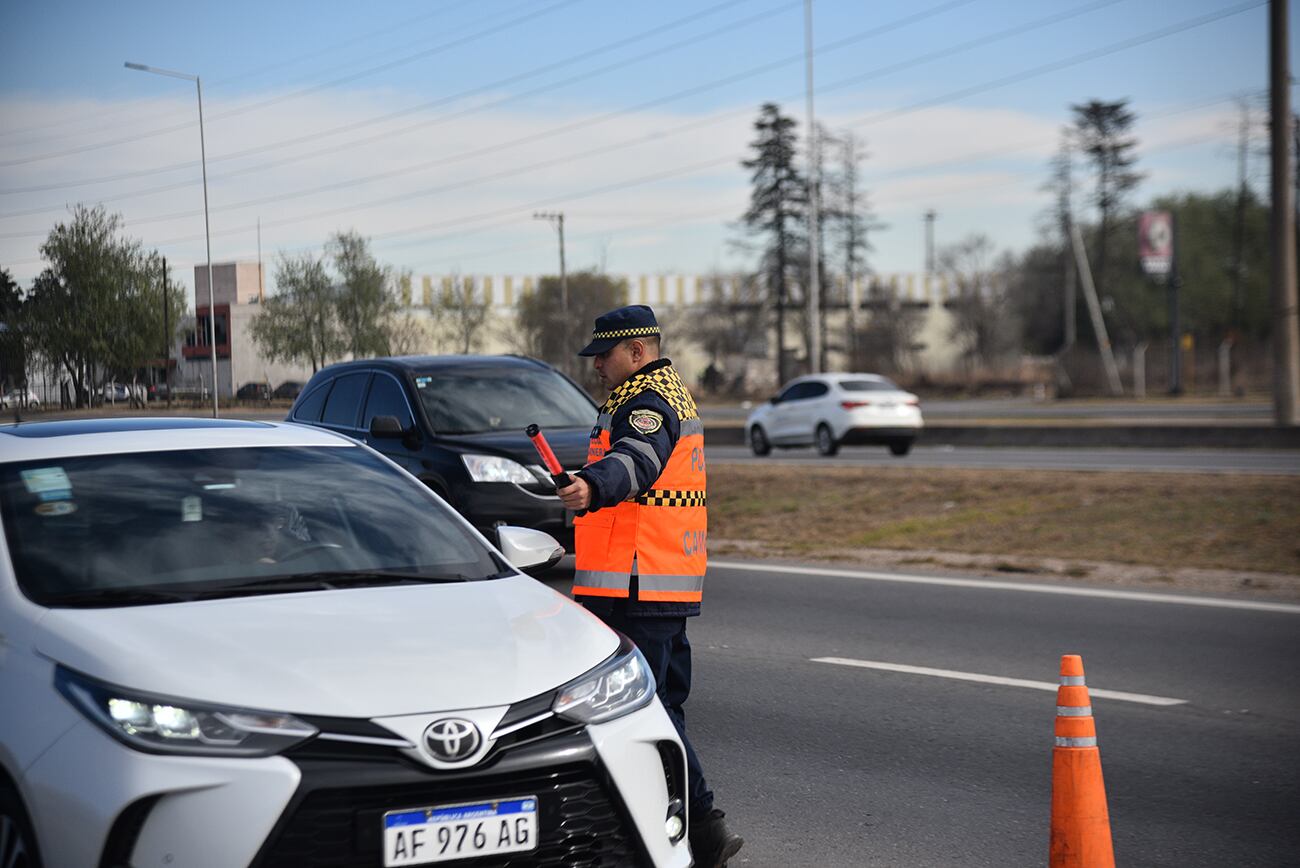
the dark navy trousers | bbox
[593,606,714,816]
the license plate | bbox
[383,797,538,865]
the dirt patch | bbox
[708,465,1300,598]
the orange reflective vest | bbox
[572,363,707,603]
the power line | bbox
[0,0,499,145]
[2,0,1258,264]
[0,0,777,193]
[0,0,587,168]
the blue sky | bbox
[0,0,1285,299]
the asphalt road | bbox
[540,561,1300,866]
[699,399,1273,422]
[707,444,1300,475]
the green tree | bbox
[329,230,398,358]
[0,268,26,391]
[250,252,343,373]
[26,205,181,406]
[1071,99,1144,300]
[514,271,625,395]
[741,102,806,385]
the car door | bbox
[317,371,372,440]
[360,371,423,477]
[770,382,813,444]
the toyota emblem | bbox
[423,718,482,762]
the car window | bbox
[840,379,900,392]
[0,446,507,607]
[293,383,331,422]
[321,372,370,428]
[776,383,806,402]
[414,366,594,434]
[362,374,414,431]
[802,382,830,399]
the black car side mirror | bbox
[768,395,779,405]
[369,415,406,438]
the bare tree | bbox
[685,271,770,395]
[432,273,492,355]
[939,234,1019,373]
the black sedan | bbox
[286,355,595,548]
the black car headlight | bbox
[56,666,318,756]
[552,635,656,724]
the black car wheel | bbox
[749,425,771,456]
[889,439,913,457]
[0,786,41,868]
[815,424,839,456]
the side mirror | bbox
[369,415,405,438]
[496,526,565,571]
[768,395,779,405]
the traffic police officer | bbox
[556,305,743,868]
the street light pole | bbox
[126,61,219,418]
[804,0,822,374]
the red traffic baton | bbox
[525,424,575,489]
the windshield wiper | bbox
[219,570,479,592]
[44,587,201,608]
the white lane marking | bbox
[709,560,1300,615]
[811,658,1187,706]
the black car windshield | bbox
[1,446,508,607]
[840,379,901,392]
[414,366,595,434]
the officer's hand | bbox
[556,476,591,511]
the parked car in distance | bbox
[746,373,923,457]
[272,380,304,400]
[287,355,595,549]
[0,388,39,409]
[236,381,272,401]
[146,382,171,401]
[100,382,144,403]
[0,417,690,868]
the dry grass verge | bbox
[708,465,1300,595]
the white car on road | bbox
[746,373,923,456]
[0,418,691,868]
[0,389,39,410]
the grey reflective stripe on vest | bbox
[681,418,705,437]
[1056,706,1093,717]
[605,452,638,496]
[1060,676,1086,686]
[574,569,630,590]
[638,573,705,593]
[618,437,663,475]
[597,413,613,430]
[1055,736,1098,748]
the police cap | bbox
[578,304,660,356]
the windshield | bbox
[840,379,902,392]
[1,446,508,607]
[414,366,595,434]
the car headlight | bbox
[55,667,317,756]
[552,635,655,724]
[462,453,537,484]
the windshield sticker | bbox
[35,501,77,517]
[21,467,72,502]
[415,376,432,389]
[181,496,203,523]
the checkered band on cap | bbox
[590,325,661,340]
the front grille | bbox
[254,761,645,868]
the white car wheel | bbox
[815,424,839,456]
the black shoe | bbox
[689,807,744,867]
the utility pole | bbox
[843,134,862,369]
[162,256,171,409]
[923,210,938,273]
[1230,99,1250,328]
[804,0,822,374]
[533,211,569,368]
[1269,0,1299,425]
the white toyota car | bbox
[0,418,691,868]
[746,373,923,457]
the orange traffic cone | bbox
[1050,654,1116,868]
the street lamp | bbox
[125,61,219,418]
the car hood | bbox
[37,574,618,718]
[435,426,591,471]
